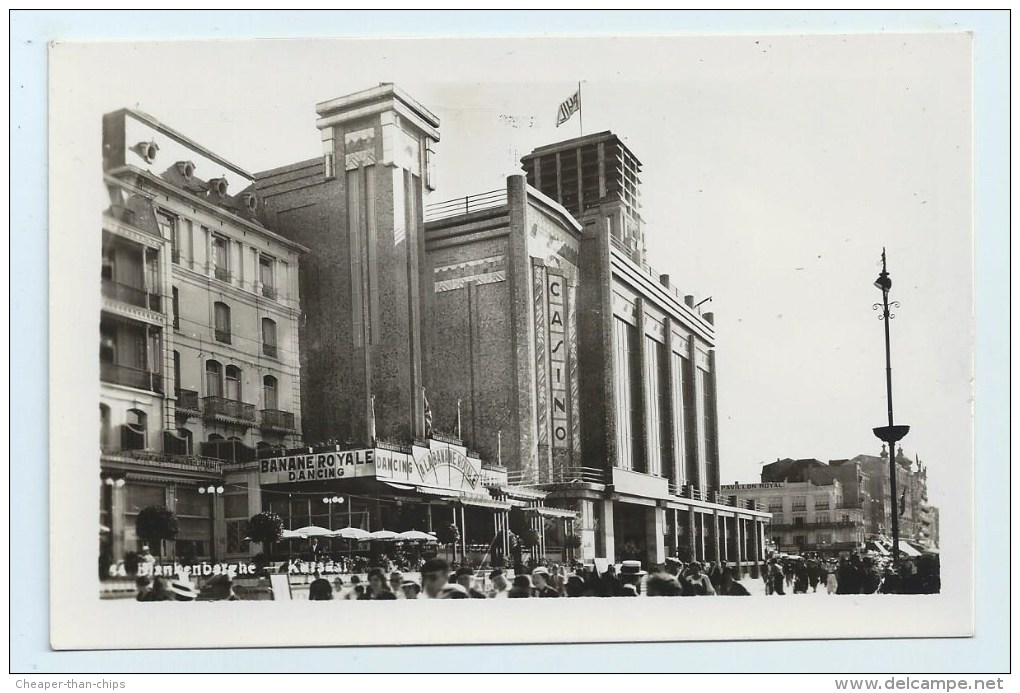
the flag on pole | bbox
[556,89,580,127]
[422,388,433,437]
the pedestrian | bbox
[332,576,345,597]
[439,583,470,599]
[366,567,397,600]
[564,574,586,597]
[308,576,334,600]
[645,572,683,597]
[718,567,751,596]
[664,557,684,579]
[452,566,487,598]
[531,566,561,597]
[681,561,716,596]
[420,557,450,600]
[793,563,809,594]
[508,574,532,598]
[487,569,509,598]
[134,576,152,601]
[617,560,648,596]
[389,571,405,599]
[770,561,786,595]
[825,562,838,594]
[169,577,198,602]
[400,579,421,599]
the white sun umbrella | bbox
[287,525,332,539]
[331,527,371,540]
[395,530,438,542]
[362,529,399,541]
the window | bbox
[101,244,114,281]
[259,255,276,299]
[262,318,277,358]
[644,337,661,477]
[99,404,111,451]
[214,302,231,343]
[172,287,180,329]
[212,236,230,281]
[767,497,783,512]
[816,513,830,524]
[205,360,223,398]
[173,350,181,393]
[177,427,193,455]
[613,317,643,471]
[792,496,807,511]
[263,375,278,410]
[208,433,224,441]
[793,516,805,526]
[816,533,832,545]
[158,212,179,264]
[125,408,147,450]
[225,365,242,401]
[670,351,686,487]
[680,355,698,487]
[100,323,116,364]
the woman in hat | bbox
[617,561,648,596]
[508,574,532,598]
[681,562,716,596]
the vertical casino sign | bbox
[547,273,569,449]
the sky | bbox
[57,33,972,505]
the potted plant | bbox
[247,511,284,566]
[135,505,179,558]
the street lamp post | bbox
[871,249,909,568]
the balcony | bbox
[175,388,200,415]
[262,343,278,358]
[260,409,296,433]
[214,267,232,283]
[261,285,278,300]
[506,466,607,486]
[771,520,861,531]
[200,439,257,464]
[202,396,255,425]
[102,280,161,312]
[791,504,807,512]
[214,329,232,344]
[101,362,163,393]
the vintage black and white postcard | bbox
[49,32,973,649]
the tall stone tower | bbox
[520,131,645,265]
[257,84,440,445]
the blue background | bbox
[11,10,1009,673]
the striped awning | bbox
[459,496,512,510]
[522,506,578,519]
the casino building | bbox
[100,84,772,574]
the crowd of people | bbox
[132,550,939,601]
[762,553,940,595]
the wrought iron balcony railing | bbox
[175,388,200,414]
[214,267,232,283]
[214,329,232,344]
[260,409,296,432]
[202,396,255,423]
[101,362,162,393]
[262,343,278,358]
[261,285,278,300]
[101,280,162,312]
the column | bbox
[601,498,615,561]
[110,482,126,562]
[645,505,666,567]
[685,508,696,562]
[211,492,226,563]
[460,505,467,562]
[671,508,680,558]
[578,499,596,562]
[697,513,706,562]
[712,510,722,564]
[750,518,761,579]
[735,517,745,578]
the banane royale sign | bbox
[259,449,376,484]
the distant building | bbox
[759,445,939,552]
[721,480,866,556]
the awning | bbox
[383,481,416,491]
[897,540,922,558]
[415,486,461,498]
[522,506,578,519]
[459,496,512,510]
